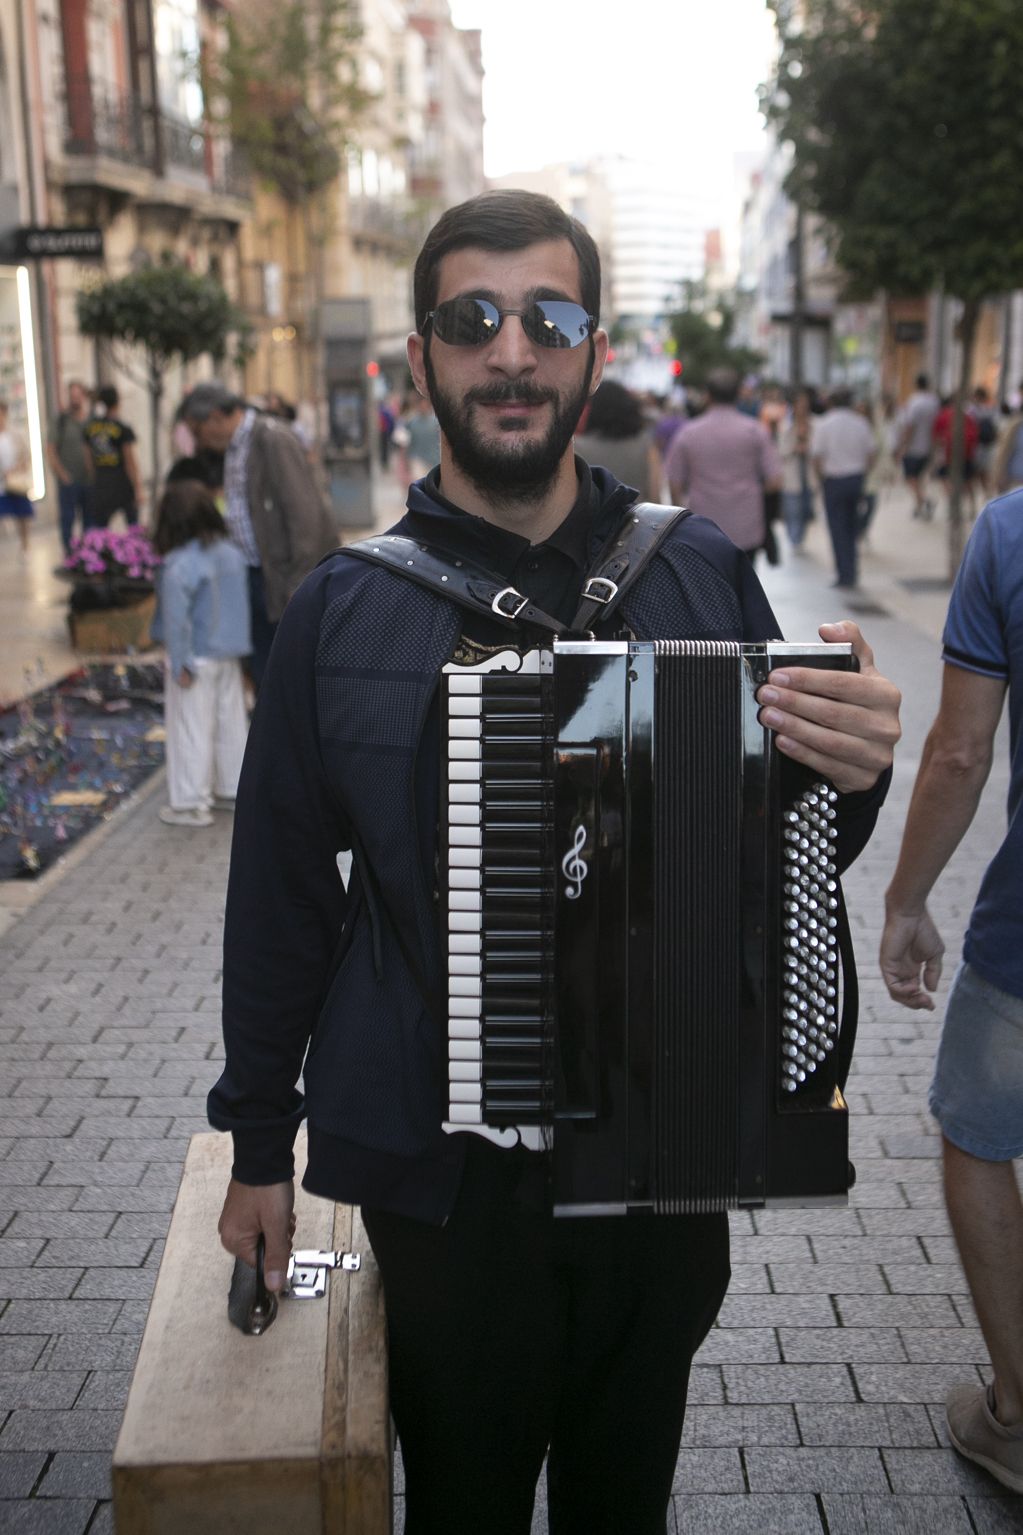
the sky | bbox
[448,0,778,225]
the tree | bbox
[666,280,763,389]
[76,263,252,494]
[762,0,1023,575]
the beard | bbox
[424,344,594,506]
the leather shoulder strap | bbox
[570,502,690,631]
[339,534,564,636]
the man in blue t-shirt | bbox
[881,490,1023,1494]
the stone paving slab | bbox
[1,495,1021,1531]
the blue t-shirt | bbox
[942,490,1023,998]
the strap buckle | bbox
[491,586,529,620]
[580,576,619,606]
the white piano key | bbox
[449,1039,482,1060]
[449,869,481,890]
[449,912,482,932]
[450,1082,482,1103]
[448,696,482,715]
[449,891,482,912]
[448,1018,482,1039]
[449,783,482,803]
[449,826,482,847]
[449,996,481,1017]
[449,851,482,872]
[449,719,482,738]
[449,740,481,761]
[449,1061,481,1082]
[448,933,481,954]
[445,1105,483,1124]
[447,675,482,693]
[449,806,481,826]
[448,955,481,975]
[449,976,481,998]
[448,762,482,781]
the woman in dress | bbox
[0,398,34,551]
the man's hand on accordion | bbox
[755,620,901,794]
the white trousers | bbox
[164,656,249,812]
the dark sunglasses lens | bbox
[433,298,500,346]
[526,301,592,349]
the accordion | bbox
[440,638,857,1216]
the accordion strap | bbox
[341,501,689,637]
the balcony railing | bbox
[160,110,207,179]
[63,78,152,165]
[346,196,419,248]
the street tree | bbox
[667,280,762,389]
[76,262,252,495]
[763,0,1023,574]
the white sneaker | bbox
[159,805,214,828]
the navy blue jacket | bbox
[208,470,886,1224]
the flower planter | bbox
[69,593,157,654]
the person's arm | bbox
[123,440,144,509]
[159,553,200,681]
[759,424,783,494]
[46,429,70,486]
[880,665,1006,1009]
[209,566,350,1287]
[263,424,337,584]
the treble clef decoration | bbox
[562,823,589,901]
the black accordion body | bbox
[440,638,857,1217]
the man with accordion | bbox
[211,190,901,1534]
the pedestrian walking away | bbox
[665,365,782,561]
[210,188,902,1535]
[46,378,93,551]
[177,384,337,691]
[150,480,252,829]
[84,384,143,528]
[778,385,816,551]
[881,489,1023,1494]
[0,396,34,551]
[812,387,876,589]
[896,372,940,519]
[575,377,662,501]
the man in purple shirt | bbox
[666,367,782,556]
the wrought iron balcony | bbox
[159,110,207,179]
[63,78,152,166]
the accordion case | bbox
[440,639,858,1217]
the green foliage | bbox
[762,0,1023,305]
[76,263,253,372]
[214,0,366,202]
[667,281,763,387]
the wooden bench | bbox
[112,1131,391,1533]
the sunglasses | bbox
[424,297,595,350]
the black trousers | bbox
[363,1141,730,1535]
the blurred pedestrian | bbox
[177,383,336,691]
[993,405,1023,494]
[758,382,786,440]
[46,380,93,552]
[881,492,1023,1494]
[812,387,875,589]
[777,386,816,551]
[651,395,686,477]
[896,373,940,520]
[575,379,661,500]
[84,385,143,529]
[404,393,442,480]
[0,398,34,552]
[855,394,896,544]
[151,479,251,830]
[933,396,979,520]
[665,366,781,560]
[970,386,999,498]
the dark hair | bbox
[165,454,223,490]
[829,386,853,409]
[153,480,227,555]
[178,381,245,424]
[706,367,741,405]
[97,384,119,412]
[413,189,601,333]
[583,380,645,440]
[915,373,930,390]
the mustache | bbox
[465,382,557,408]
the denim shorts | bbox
[930,962,1023,1160]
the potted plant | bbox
[57,528,162,653]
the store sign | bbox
[4,226,104,260]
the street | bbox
[0,482,1020,1534]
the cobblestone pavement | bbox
[1,483,1021,1533]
